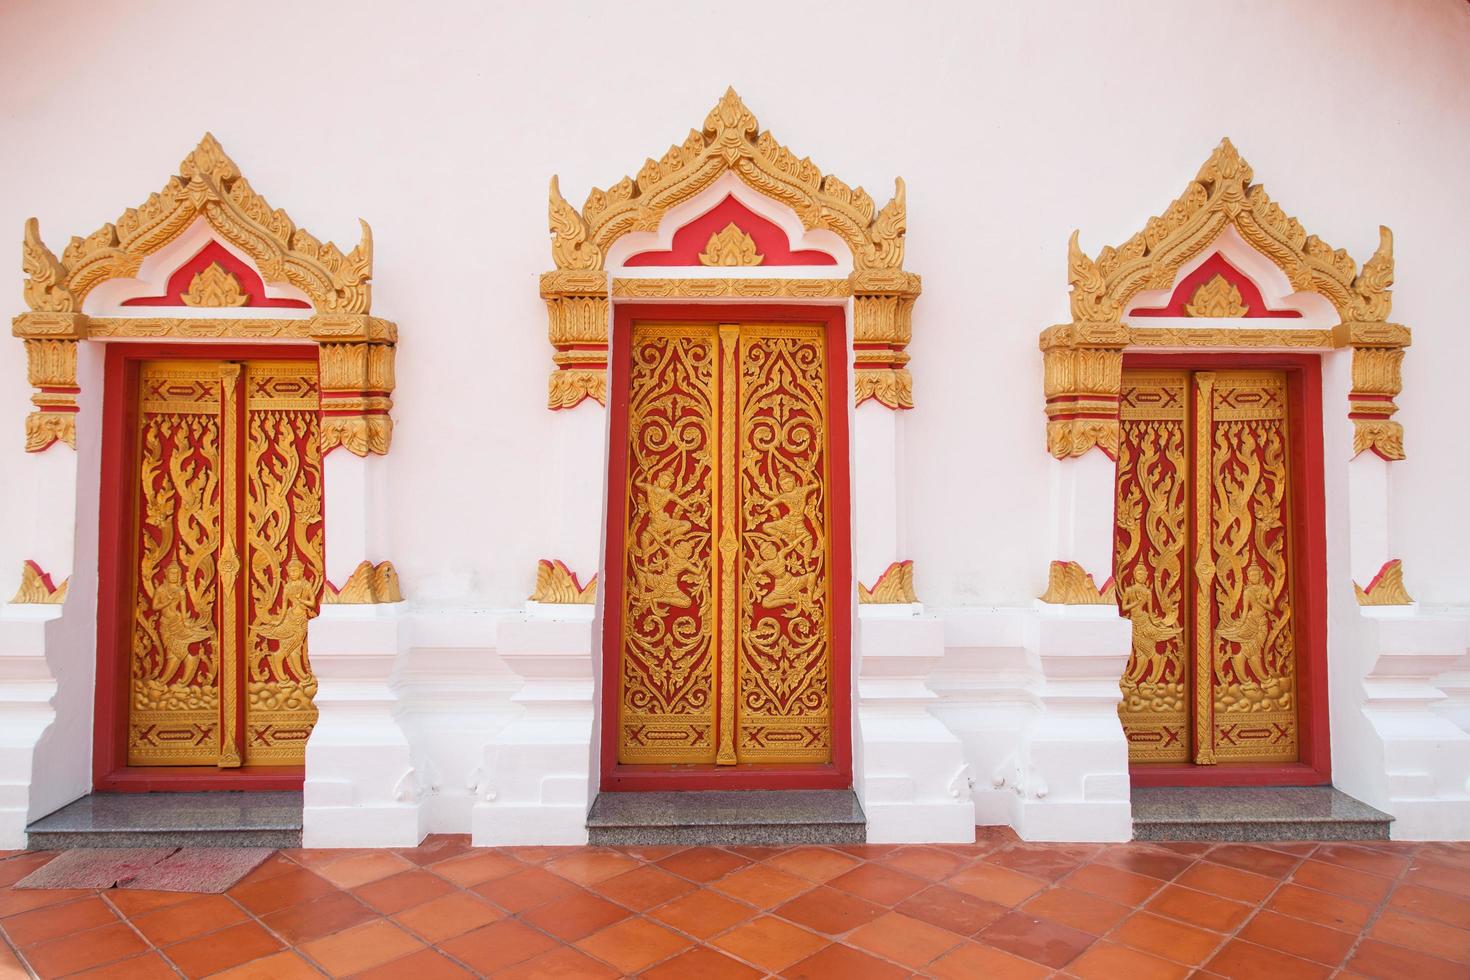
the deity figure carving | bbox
[253,558,315,682]
[151,562,214,688]
[1216,564,1272,689]
[1118,564,1182,684]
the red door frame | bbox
[600,304,854,791]
[1123,352,1331,787]
[95,341,318,792]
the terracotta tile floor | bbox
[1,832,1467,978]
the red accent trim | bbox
[1130,253,1303,319]
[122,241,312,309]
[1121,352,1330,787]
[1359,559,1403,596]
[95,342,318,793]
[623,196,839,267]
[601,304,853,792]
[19,560,61,593]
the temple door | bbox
[1115,369,1301,766]
[616,321,833,766]
[126,359,324,768]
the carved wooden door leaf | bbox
[127,359,324,768]
[1115,369,1300,766]
[618,322,832,766]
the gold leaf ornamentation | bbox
[611,277,849,299]
[181,262,248,307]
[529,559,597,604]
[1038,560,1116,605]
[698,223,763,267]
[548,369,607,409]
[858,561,918,604]
[14,136,398,458]
[10,561,68,604]
[1044,139,1409,461]
[1355,559,1413,606]
[1185,274,1248,318]
[545,90,920,411]
[323,560,403,604]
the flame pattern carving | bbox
[1115,372,1189,763]
[244,362,324,762]
[1113,369,1299,767]
[127,360,322,768]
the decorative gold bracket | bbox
[323,560,403,604]
[529,559,597,604]
[10,561,68,604]
[1355,559,1414,606]
[858,561,919,604]
[1038,560,1116,605]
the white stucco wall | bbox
[2,0,1469,843]
[1,0,1468,607]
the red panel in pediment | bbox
[623,195,839,267]
[1130,252,1301,319]
[122,240,311,309]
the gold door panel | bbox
[736,325,830,763]
[618,322,832,766]
[1115,372,1191,763]
[243,362,325,763]
[619,326,719,764]
[1115,368,1300,766]
[128,359,322,768]
[129,363,226,766]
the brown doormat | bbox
[16,847,273,893]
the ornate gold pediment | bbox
[547,88,907,274]
[21,133,374,315]
[1066,138,1393,325]
[14,135,398,457]
[1043,137,1410,463]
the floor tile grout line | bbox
[5,836,1464,980]
[1326,838,1425,978]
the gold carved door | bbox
[1115,369,1299,765]
[128,359,324,768]
[618,322,832,766]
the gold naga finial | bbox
[1350,225,1394,322]
[22,217,74,313]
[548,175,602,271]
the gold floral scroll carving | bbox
[14,135,398,455]
[182,263,248,308]
[699,224,763,267]
[545,89,919,410]
[1041,139,1408,463]
[1113,368,1302,766]
[128,358,324,768]
[617,321,832,766]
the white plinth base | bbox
[855,609,976,843]
[303,604,428,847]
[1005,603,1133,842]
[1347,608,1470,841]
[472,609,595,846]
[0,606,61,849]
